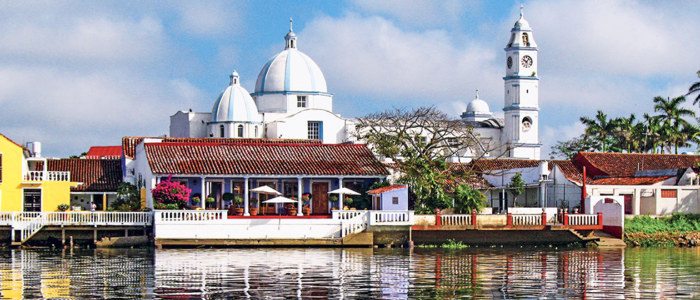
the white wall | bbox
[169,111,211,138]
[155,218,342,239]
[380,188,408,211]
[265,109,348,143]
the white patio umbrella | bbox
[328,187,360,210]
[263,196,298,215]
[250,186,282,213]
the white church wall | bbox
[255,94,287,114]
[169,111,211,138]
[270,109,347,143]
[284,94,333,115]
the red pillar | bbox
[471,212,477,228]
[563,212,569,226]
[436,211,442,227]
[541,212,547,226]
[597,212,603,228]
[581,166,587,214]
[506,213,512,228]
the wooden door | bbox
[312,182,329,215]
[623,194,633,215]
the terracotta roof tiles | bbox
[145,143,389,176]
[367,185,407,194]
[47,158,123,192]
[574,152,700,178]
[86,146,122,159]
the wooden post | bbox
[597,212,603,228]
[506,213,512,228]
[435,211,441,227]
[563,212,569,226]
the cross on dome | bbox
[520,4,524,17]
[475,89,480,99]
[285,17,297,49]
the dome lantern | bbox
[285,18,297,49]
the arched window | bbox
[219,125,225,137]
[522,33,530,46]
[237,125,244,137]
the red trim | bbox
[147,142,369,148]
[603,225,623,239]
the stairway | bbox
[11,215,45,246]
[591,230,627,248]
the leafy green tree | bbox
[453,184,487,214]
[355,106,480,213]
[509,173,525,207]
[549,134,600,159]
[580,110,617,152]
[112,182,142,211]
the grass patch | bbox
[441,239,469,249]
[625,213,700,234]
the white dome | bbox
[513,6,531,30]
[254,30,328,94]
[467,98,491,115]
[212,71,262,123]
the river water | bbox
[1,247,699,299]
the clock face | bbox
[507,56,513,69]
[521,55,533,68]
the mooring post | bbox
[61,229,66,246]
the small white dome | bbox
[467,98,491,115]
[513,6,531,30]
[212,71,262,123]
[254,29,328,94]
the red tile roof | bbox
[591,176,672,185]
[573,152,700,178]
[367,185,407,194]
[47,159,123,192]
[86,146,122,159]
[144,143,389,176]
[122,136,322,159]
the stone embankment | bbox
[625,231,700,247]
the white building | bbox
[170,11,541,160]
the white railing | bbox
[20,216,45,242]
[42,212,152,226]
[23,171,71,181]
[156,210,226,222]
[0,212,14,225]
[340,211,368,237]
[332,210,365,220]
[512,214,542,226]
[568,214,599,226]
[368,211,414,226]
[440,214,473,226]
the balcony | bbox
[23,171,71,182]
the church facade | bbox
[169,10,541,160]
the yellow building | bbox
[0,134,78,212]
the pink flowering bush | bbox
[152,176,191,209]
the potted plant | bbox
[302,205,310,216]
[222,192,234,208]
[191,196,201,206]
[57,204,70,212]
[205,196,216,209]
[287,204,297,216]
[233,196,244,215]
[343,196,353,210]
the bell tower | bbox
[503,5,541,159]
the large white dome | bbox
[254,29,328,94]
[466,98,491,115]
[212,71,262,123]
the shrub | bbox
[151,176,191,209]
[625,213,700,234]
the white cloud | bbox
[351,0,477,28]
[301,14,502,115]
[171,0,244,37]
[541,121,587,159]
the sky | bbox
[1,0,699,158]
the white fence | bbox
[368,211,414,226]
[156,210,225,222]
[23,171,71,181]
[440,214,473,226]
[340,211,368,237]
[567,214,598,226]
[511,214,543,226]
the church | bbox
[169,9,541,161]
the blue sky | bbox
[1,0,698,158]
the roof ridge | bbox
[145,142,368,147]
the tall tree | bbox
[611,114,638,152]
[653,96,696,154]
[688,70,700,106]
[549,134,600,159]
[509,173,525,207]
[354,106,481,213]
[580,110,616,152]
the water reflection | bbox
[0,247,699,298]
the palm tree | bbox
[688,70,700,106]
[643,113,664,153]
[653,96,696,153]
[611,114,637,152]
[580,110,617,152]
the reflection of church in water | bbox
[169,9,541,160]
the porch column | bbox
[633,189,641,215]
[102,193,107,212]
[200,176,206,209]
[338,177,344,210]
[244,176,250,216]
[297,177,303,216]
